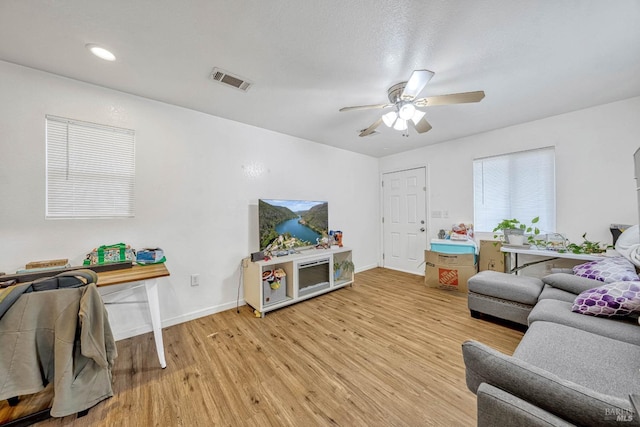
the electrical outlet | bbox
[190,274,200,287]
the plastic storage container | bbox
[430,239,477,261]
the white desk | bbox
[97,264,170,368]
[501,246,605,274]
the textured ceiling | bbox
[1,1,639,157]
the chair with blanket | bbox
[0,269,117,420]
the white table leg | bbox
[144,278,167,368]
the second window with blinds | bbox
[473,147,556,234]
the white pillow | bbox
[615,225,640,267]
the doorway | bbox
[382,167,427,274]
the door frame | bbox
[379,164,430,273]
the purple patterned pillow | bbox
[572,257,639,283]
[572,281,640,317]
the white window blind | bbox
[473,147,555,233]
[46,115,135,218]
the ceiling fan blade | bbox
[414,90,485,107]
[413,116,432,134]
[339,103,393,112]
[359,118,383,137]
[400,69,435,100]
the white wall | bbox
[0,61,380,339]
[3,57,638,339]
[380,96,640,247]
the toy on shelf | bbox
[334,231,343,247]
[449,223,473,240]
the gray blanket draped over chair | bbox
[0,276,117,417]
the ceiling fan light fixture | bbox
[85,44,116,61]
[398,103,416,121]
[393,118,408,131]
[339,69,485,138]
[382,111,398,127]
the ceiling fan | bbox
[339,69,485,137]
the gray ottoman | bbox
[468,270,544,326]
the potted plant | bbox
[493,217,540,245]
[334,259,355,280]
[561,233,611,254]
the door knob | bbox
[420,227,425,232]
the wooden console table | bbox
[97,263,170,369]
[501,246,605,274]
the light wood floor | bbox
[2,268,524,427]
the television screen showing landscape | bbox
[259,199,329,251]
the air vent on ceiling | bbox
[209,67,252,92]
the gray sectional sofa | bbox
[463,273,640,426]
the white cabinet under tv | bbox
[243,247,354,317]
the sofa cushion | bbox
[537,284,577,303]
[468,271,543,305]
[572,257,639,283]
[572,281,640,317]
[528,298,640,345]
[513,321,640,398]
[541,273,601,295]
[462,338,634,427]
[476,383,574,427]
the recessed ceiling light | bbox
[85,43,116,61]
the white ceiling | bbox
[1,1,639,158]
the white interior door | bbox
[382,168,427,274]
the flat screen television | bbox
[258,199,328,251]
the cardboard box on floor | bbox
[424,250,477,293]
[478,240,506,273]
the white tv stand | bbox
[243,246,353,317]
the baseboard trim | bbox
[112,263,382,341]
[382,266,425,276]
[112,300,244,341]
[355,263,379,272]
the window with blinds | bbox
[473,147,556,233]
[46,115,135,218]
